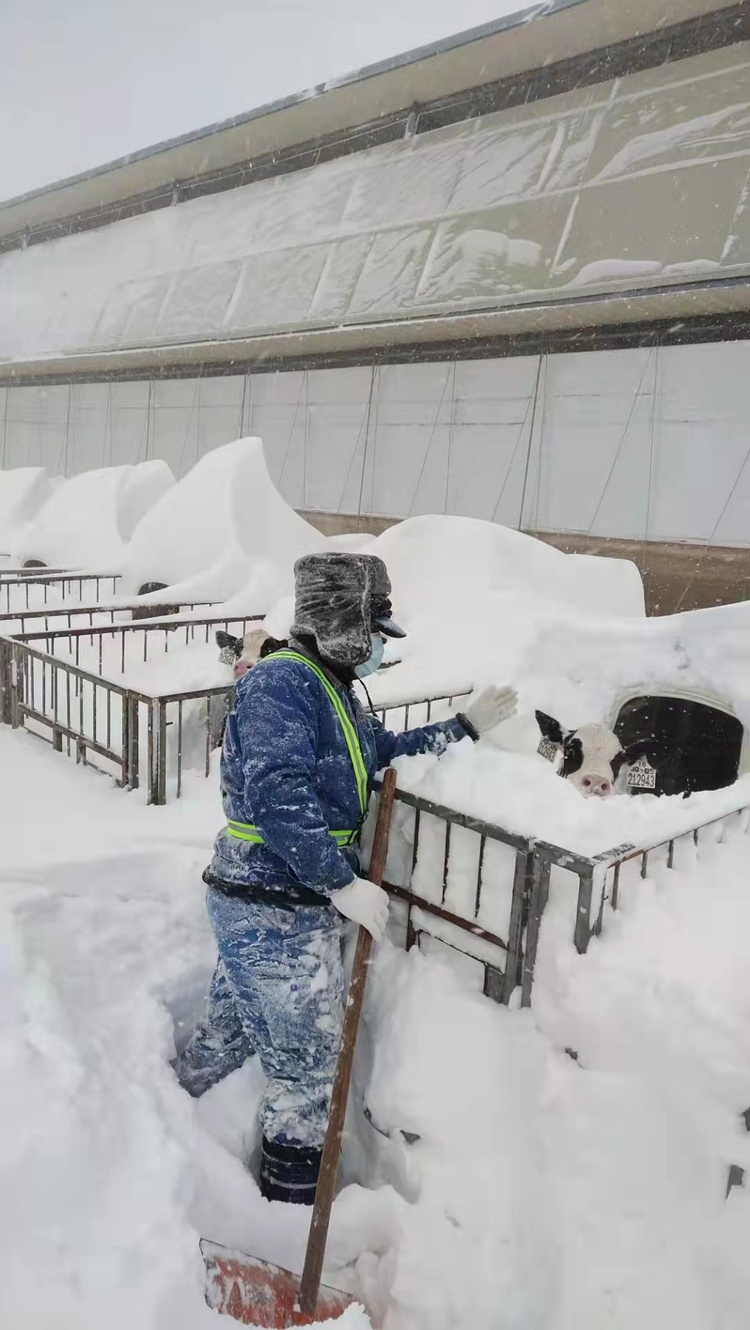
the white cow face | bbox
[536,711,628,799]
[215,629,285,680]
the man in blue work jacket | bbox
[176,552,517,1203]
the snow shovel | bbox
[201,767,398,1327]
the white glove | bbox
[330,878,389,943]
[461,685,518,737]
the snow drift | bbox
[0,467,57,558]
[266,514,646,703]
[11,461,174,570]
[122,437,327,606]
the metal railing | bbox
[370,689,471,729]
[5,625,474,806]
[12,612,261,680]
[376,784,750,1007]
[7,614,750,1016]
[10,639,132,784]
[381,783,538,1007]
[0,571,121,613]
[0,598,212,636]
[140,685,474,807]
[0,605,227,725]
[4,613,264,791]
[533,796,750,956]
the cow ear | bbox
[535,711,565,746]
[215,630,242,655]
[259,635,286,659]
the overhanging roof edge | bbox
[0,0,740,245]
[0,0,587,217]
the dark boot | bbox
[259,1135,322,1205]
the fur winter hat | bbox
[292,553,405,667]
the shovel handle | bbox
[297,768,398,1317]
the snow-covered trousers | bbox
[176,886,345,1148]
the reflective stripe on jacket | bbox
[209,644,468,898]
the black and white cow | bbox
[215,628,287,678]
[535,711,686,799]
[211,629,288,750]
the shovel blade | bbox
[201,1240,358,1327]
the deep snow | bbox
[2,707,750,1327]
[121,438,326,604]
[3,448,750,1327]
[10,460,174,570]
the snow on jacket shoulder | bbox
[210,652,469,897]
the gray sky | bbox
[0,0,523,202]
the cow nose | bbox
[233,658,251,679]
[581,774,613,798]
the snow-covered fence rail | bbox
[0,571,121,614]
[140,686,476,807]
[9,612,257,680]
[379,784,538,1007]
[534,799,750,958]
[370,690,472,730]
[376,785,750,1007]
[5,613,264,793]
[0,601,213,724]
[0,598,212,636]
[9,640,133,785]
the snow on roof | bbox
[1,38,748,372]
[2,0,716,231]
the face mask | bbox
[355,634,385,679]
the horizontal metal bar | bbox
[9,641,131,697]
[384,881,509,952]
[0,599,212,626]
[387,784,534,851]
[0,571,120,586]
[367,687,471,712]
[17,612,264,643]
[534,803,750,875]
[18,706,123,767]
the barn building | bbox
[1,0,749,612]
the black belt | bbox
[202,867,331,911]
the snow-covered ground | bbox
[3,444,750,1326]
[3,716,750,1329]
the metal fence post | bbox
[574,867,596,955]
[127,695,140,790]
[10,642,21,729]
[520,857,551,1008]
[0,638,11,725]
[156,701,168,806]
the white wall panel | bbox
[534,348,657,538]
[652,342,750,546]
[304,367,373,515]
[2,43,750,366]
[68,384,110,474]
[4,339,750,548]
[448,358,540,526]
[0,388,6,467]
[5,386,69,472]
[110,382,150,467]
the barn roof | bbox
[0,0,741,249]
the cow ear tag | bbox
[627,754,657,791]
[219,645,238,666]
[537,737,560,764]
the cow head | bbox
[535,710,631,798]
[215,629,287,680]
